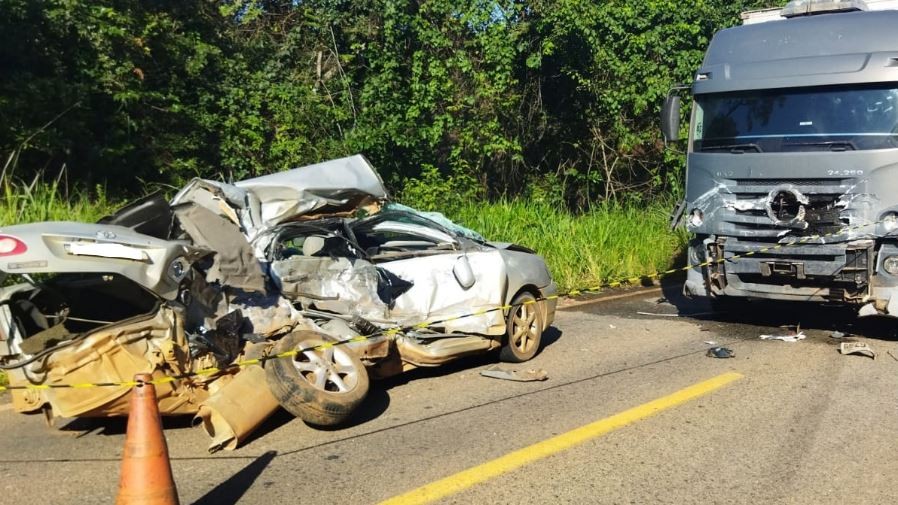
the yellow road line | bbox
[379,371,743,505]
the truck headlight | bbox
[688,209,704,227]
[883,212,898,233]
[884,256,898,275]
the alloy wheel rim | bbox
[512,304,539,353]
[291,343,359,393]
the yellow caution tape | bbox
[0,218,882,392]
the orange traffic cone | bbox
[115,373,180,505]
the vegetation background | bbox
[0,0,770,290]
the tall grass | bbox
[0,154,118,227]
[450,200,688,292]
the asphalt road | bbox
[2,282,898,505]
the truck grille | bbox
[720,178,855,242]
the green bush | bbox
[399,164,484,214]
[447,198,688,292]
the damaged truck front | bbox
[664,0,898,315]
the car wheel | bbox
[500,291,543,363]
[265,331,369,426]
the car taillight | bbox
[0,235,27,257]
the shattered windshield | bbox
[352,211,460,251]
[693,84,898,152]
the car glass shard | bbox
[383,202,484,241]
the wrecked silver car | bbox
[0,155,557,451]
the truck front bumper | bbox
[685,237,898,311]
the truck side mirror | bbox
[661,95,681,142]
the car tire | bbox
[265,330,369,426]
[500,291,543,363]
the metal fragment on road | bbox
[839,342,876,359]
[480,365,548,382]
[760,331,806,342]
[706,347,735,359]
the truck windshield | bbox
[693,85,898,152]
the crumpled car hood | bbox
[172,154,388,247]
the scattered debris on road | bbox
[839,342,876,360]
[636,311,679,317]
[706,347,735,359]
[760,331,806,343]
[703,340,718,345]
[480,365,549,382]
[829,330,849,339]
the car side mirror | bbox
[453,255,476,290]
[661,95,681,142]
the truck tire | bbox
[265,331,369,426]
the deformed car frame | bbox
[0,154,557,451]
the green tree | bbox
[0,0,231,188]
[0,0,769,204]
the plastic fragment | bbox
[480,365,549,382]
[839,342,876,359]
[706,347,734,358]
[760,331,806,342]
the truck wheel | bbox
[265,331,369,426]
[500,292,543,363]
